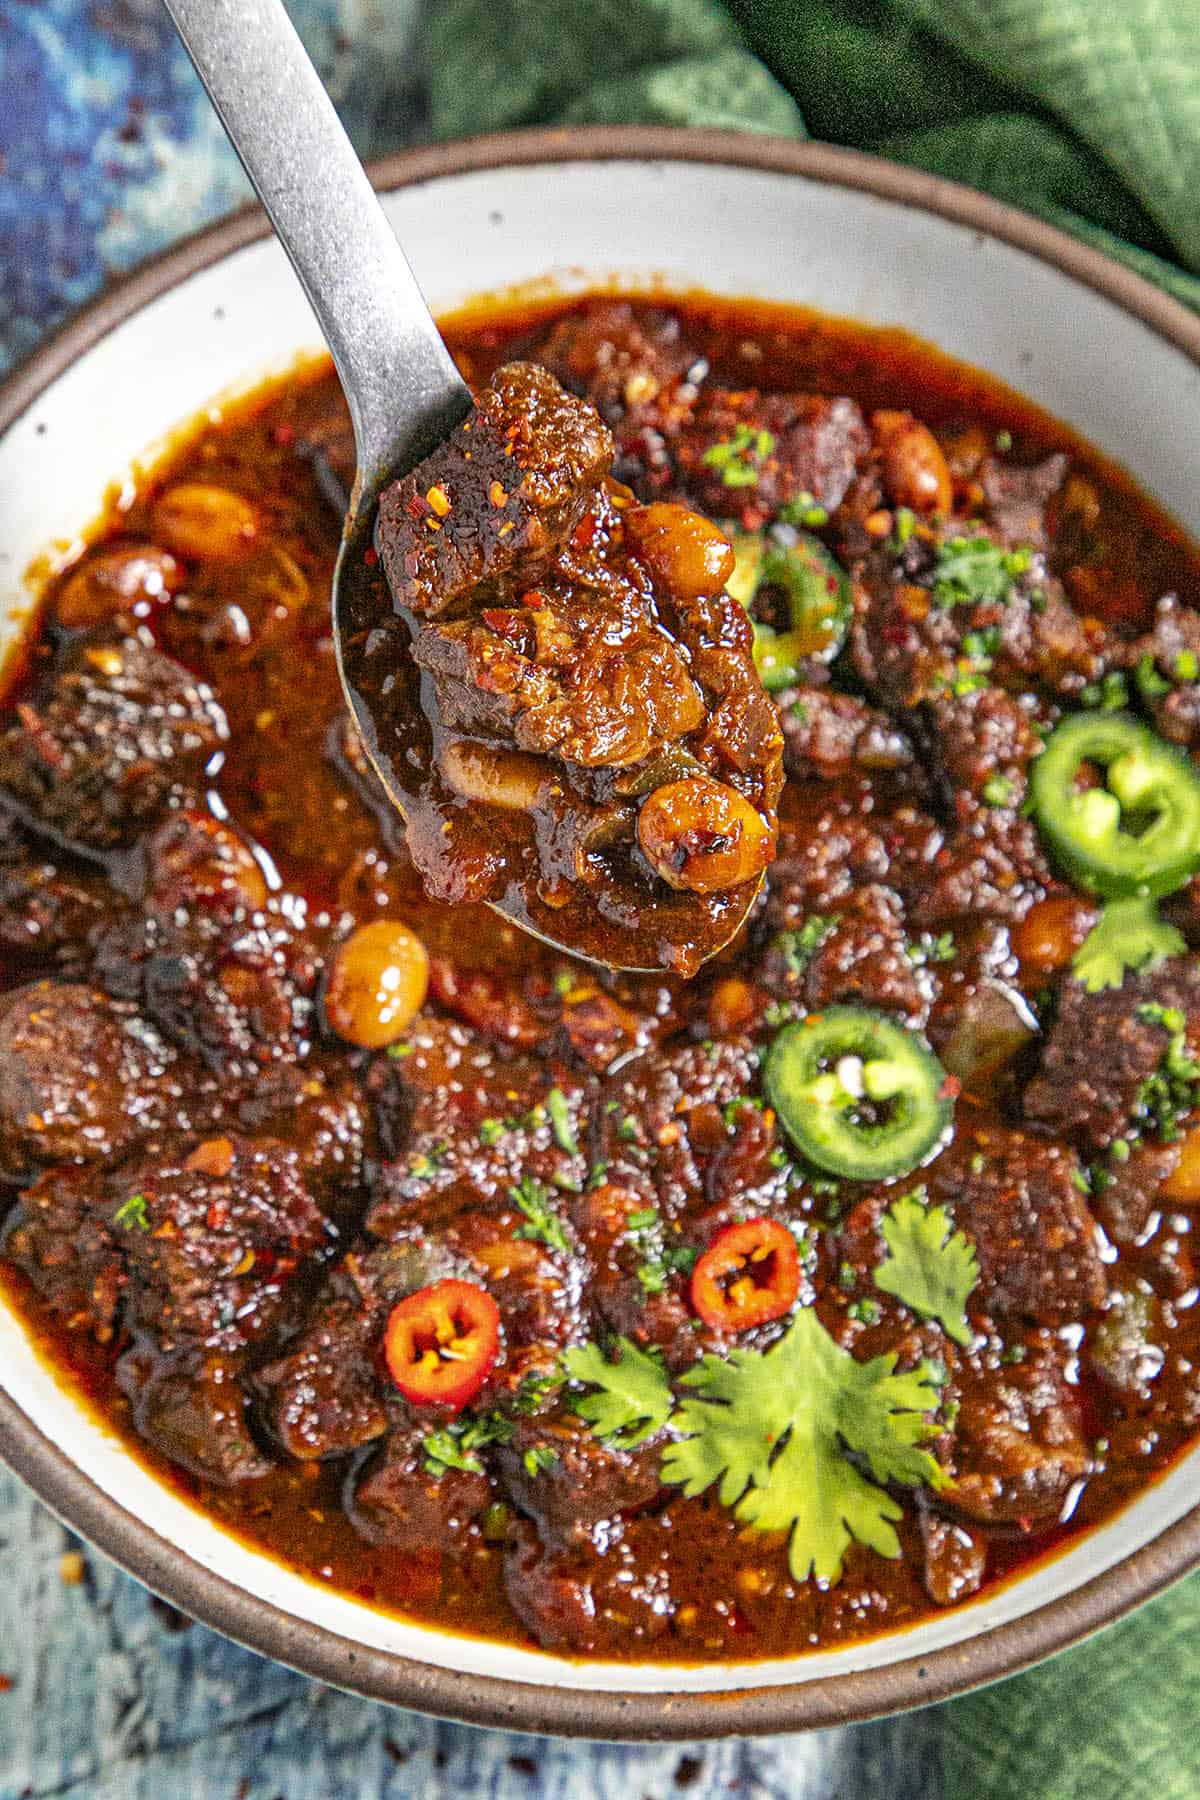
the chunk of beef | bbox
[925,1125,1107,1325]
[597,1037,788,1227]
[410,577,705,768]
[980,453,1068,550]
[677,390,869,519]
[495,1411,663,1551]
[3,1163,125,1333]
[779,686,914,783]
[365,1016,590,1239]
[761,884,926,1024]
[111,1133,327,1353]
[946,1338,1091,1525]
[350,1423,490,1553]
[898,811,1056,929]
[94,905,318,1078]
[1025,959,1200,1150]
[117,1343,271,1485]
[1092,1141,1179,1248]
[568,1177,698,1369]
[0,813,114,968]
[532,302,701,422]
[761,791,938,924]
[255,1236,460,1459]
[375,362,613,621]
[92,813,320,1075]
[849,525,1103,710]
[503,1516,675,1654]
[921,687,1042,815]
[0,982,180,1176]
[1125,595,1200,748]
[0,631,227,853]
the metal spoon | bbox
[163,0,763,975]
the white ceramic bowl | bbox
[2,129,1200,1738]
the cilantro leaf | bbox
[700,425,776,489]
[563,1338,674,1451]
[423,1411,513,1478]
[510,1175,571,1253]
[545,1086,579,1155]
[930,536,1032,608]
[114,1193,150,1232]
[661,1308,946,1583]
[1071,895,1186,994]
[872,1189,978,1347]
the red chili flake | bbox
[740,506,767,532]
[272,423,294,447]
[406,492,430,519]
[570,511,597,550]
[364,546,378,568]
[939,1074,962,1100]
[0,1676,12,1694]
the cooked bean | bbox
[872,410,952,515]
[1012,894,1098,975]
[637,776,774,893]
[439,740,549,811]
[55,544,184,629]
[152,484,259,560]
[324,920,429,1048]
[623,503,735,599]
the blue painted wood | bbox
[0,4,942,1791]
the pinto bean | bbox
[872,410,952,515]
[623,502,735,599]
[637,776,774,893]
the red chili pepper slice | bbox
[690,1219,800,1332]
[383,1278,501,1412]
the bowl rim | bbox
[2,124,1200,1739]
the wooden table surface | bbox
[0,4,939,1792]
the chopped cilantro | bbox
[114,1193,150,1232]
[872,1188,978,1347]
[546,1086,579,1155]
[700,424,776,489]
[1071,895,1186,994]
[779,492,829,528]
[478,1117,505,1147]
[891,507,917,548]
[423,1412,513,1478]
[408,1138,449,1180]
[522,1445,559,1478]
[510,1175,571,1253]
[981,773,1015,808]
[1177,650,1199,681]
[993,429,1013,452]
[616,1114,639,1143]
[386,1041,413,1059]
[906,931,956,966]
[1135,653,1171,701]
[930,536,1032,609]
[848,1298,881,1325]
[553,970,575,997]
[563,1338,674,1450]
[662,1308,946,1583]
[1080,670,1130,712]
[773,916,834,978]
[1131,1006,1200,1142]
[998,1343,1028,1366]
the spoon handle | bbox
[162,0,469,495]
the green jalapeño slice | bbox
[1030,711,1200,900]
[764,1007,954,1181]
[726,530,851,690]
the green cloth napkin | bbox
[423,0,1200,1789]
[425,0,1200,309]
